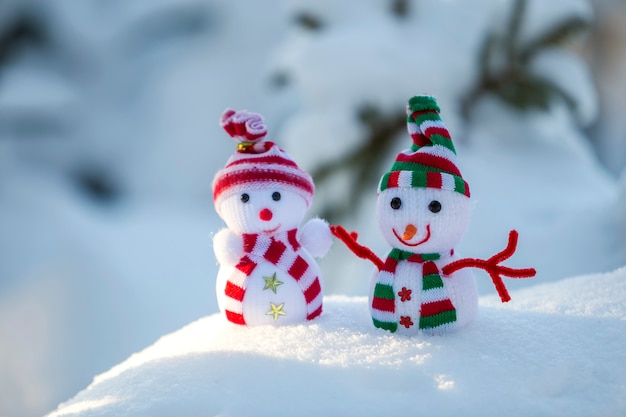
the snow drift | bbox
[47,267,626,417]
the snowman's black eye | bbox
[272,191,281,201]
[240,193,250,203]
[390,197,402,210]
[429,200,442,213]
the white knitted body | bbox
[216,246,322,326]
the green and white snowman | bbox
[332,95,536,335]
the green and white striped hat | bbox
[378,95,470,197]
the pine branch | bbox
[505,0,527,67]
[0,12,47,68]
[520,16,589,64]
[390,0,410,19]
[461,0,587,119]
[294,12,324,31]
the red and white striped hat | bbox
[378,95,470,197]
[212,109,315,212]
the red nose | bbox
[259,208,273,221]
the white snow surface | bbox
[48,268,626,417]
[2,1,626,416]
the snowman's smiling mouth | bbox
[262,224,281,235]
[392,224,431,247]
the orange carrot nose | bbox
[403,224,417,240]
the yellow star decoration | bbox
[266,302,286,321]
[263,273,283,294]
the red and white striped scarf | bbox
[223,229,323,325]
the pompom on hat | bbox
[378,95,470,197]
[212,109,315,213]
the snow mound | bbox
[48,269,626,417]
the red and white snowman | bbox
[212,109,332,326]
[332,95,536,335]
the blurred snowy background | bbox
[1,0,625,416]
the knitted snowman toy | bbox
[213,109,332,326]
[332,95,536,336]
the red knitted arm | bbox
[442,230,536,303]
[330,225,384,270]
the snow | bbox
[2,0,626,416]
[530,48,598,124]
[0,174,219,417]
[0,63,76,110]
[273,0,496,163]
[47,268,626,417]
[520,0,593,45]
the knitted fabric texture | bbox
[223,229,323,326]
[372,249,457,334]
[213,109,315,213]
[378,96,470,197]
